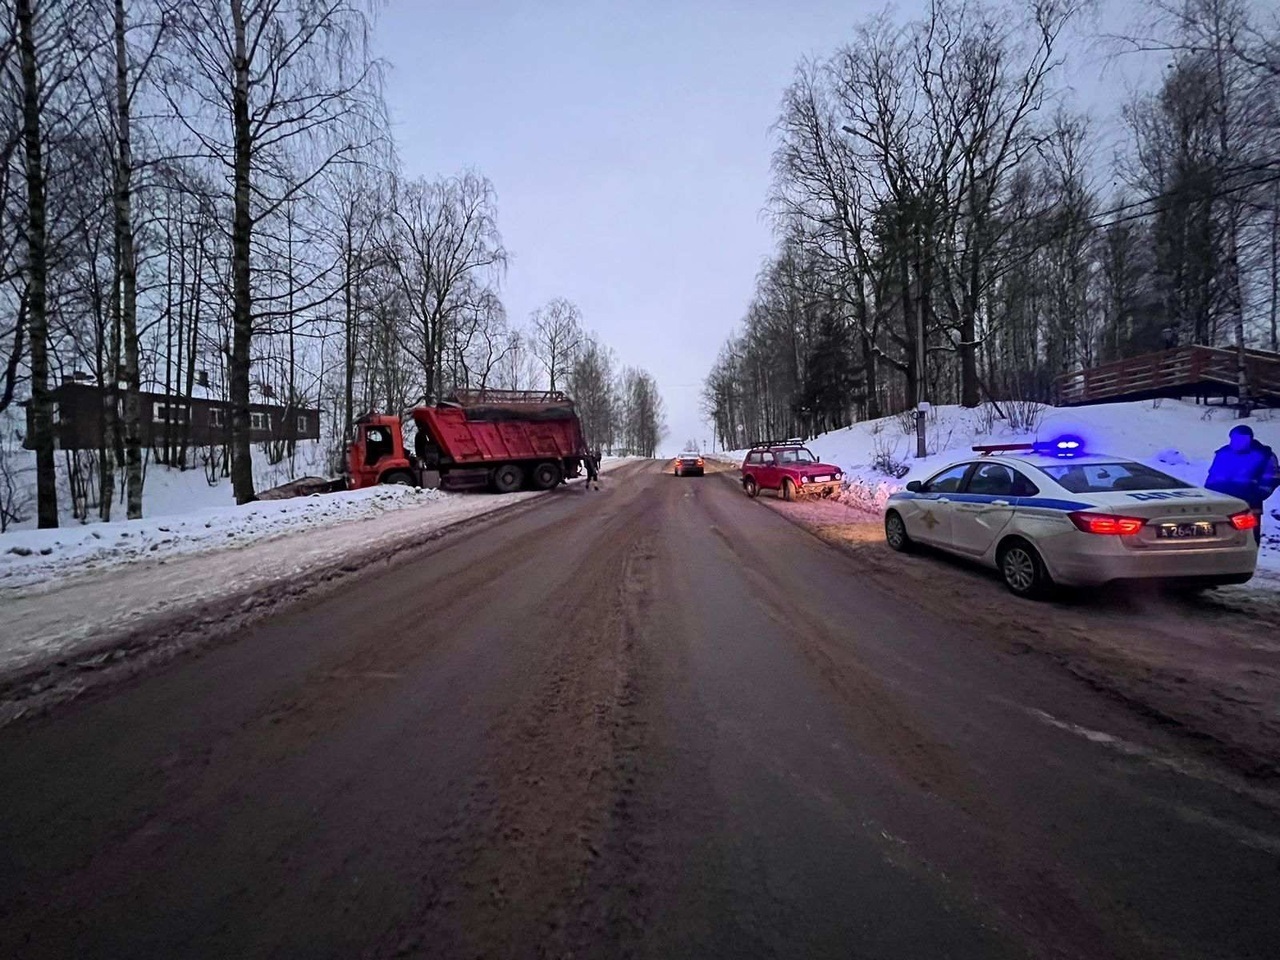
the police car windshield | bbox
[777,448,817,464]
[1041,462,1191,494]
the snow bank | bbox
[0,484,446,588]
[0,455,631,591]
[727,400,1280,576]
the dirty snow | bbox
[1,484,446,588]
[0,461,628,679]
[0,487,549,678]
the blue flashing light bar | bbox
[972,435,1087,458]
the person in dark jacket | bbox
[1205,425,1278,544]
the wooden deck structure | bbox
[1054,345,1280,408]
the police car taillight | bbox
[1068,512,1145,535]
[1230,511,1259,531]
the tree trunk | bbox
[163,199,174,465]
[183,224,201,468]
[115,0,143,518]
[960,247,981,408]
[100,254,121,522]
[229,0,256,503]
[343,229,356,438]
[17,0,57,528]
[1270,187,1279,354]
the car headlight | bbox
[802,475,811,483]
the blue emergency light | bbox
[1037,435,1085,458]
[972,435,1087,458]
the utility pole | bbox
[915,280,927,458]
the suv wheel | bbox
[999,539,1051,600]
[743,477,759,498]
[780,478,796,502]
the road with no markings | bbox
[2,461,1278,959]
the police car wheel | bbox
[885,511,912,552]
[999,540,1050,599]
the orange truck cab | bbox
[345,413,418,489]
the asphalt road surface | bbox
[2,461,1278,959]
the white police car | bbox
[883,437,1259,598]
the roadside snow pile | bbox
[0,484,444,588]
[727,400,1280,574]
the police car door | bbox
[951,461,1021,558]
[908,462,973,547]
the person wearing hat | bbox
[1205,425,1278,544]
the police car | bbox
[883,437,1259,598]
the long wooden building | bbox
[24,381,321,451]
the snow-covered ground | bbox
[0,435,338,532]
[725,399,1280,580]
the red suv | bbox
[741,442,844,500]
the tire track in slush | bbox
[382,483,661,958]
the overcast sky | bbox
[373,1,1144,455]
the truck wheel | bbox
[780,479,796,502]
[381,470,415,487]
[493,463,524,493]
[532,461,562,490]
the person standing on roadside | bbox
[1205,425,1278,545]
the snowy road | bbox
[1,462,1278,959]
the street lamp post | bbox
[914,279,927,458]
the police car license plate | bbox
[1156,521,1214,539]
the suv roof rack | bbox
[750,437,805,449]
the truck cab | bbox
[346,413,417,489]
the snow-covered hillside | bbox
[728,399,1280,572]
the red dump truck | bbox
[345,389,592,493]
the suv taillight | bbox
[1068,512,1145,536]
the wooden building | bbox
[25,381,321,451]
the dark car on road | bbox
[741,441,843,500]
[674,453,705,477]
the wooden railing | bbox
[1055,346,1280,406]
